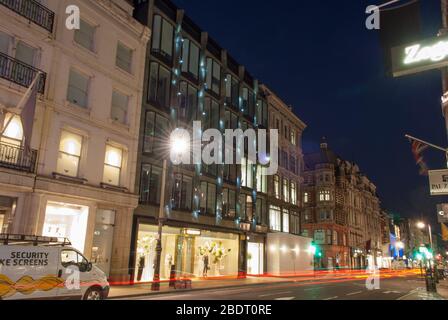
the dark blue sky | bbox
[173,0,446,227]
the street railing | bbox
[0,0,55,33]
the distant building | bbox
[302,140,383,269]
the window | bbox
[111,90,129,124]
[179,81,197,122]
[319,190,331,202]
[203,98,220,130]
[140,164,162,204]
[148,62,171,108]
[241,87,248,113]
[281,150,288,168]
[283,178,289,203]
[302,229,309,237]
[61,250,89,271]
[67,70,89,108]
[143,111,169,153]
[290,182,297,205]
[172,174,193,211]
[256,198,266,225]
[314,230,325,245]
[256,166,267,193]
[103,145,123,186]
[326,230,332,245]
[225,74,239,108]
[241,157,254,189]
[289,156,297,174]
[222,188,236,219]
[332,231,338,246]
[75,19,95,51]
[116,42,133,73]
[319,210,332,221]
[200,182,216,216]
[256,99,268,128]
[1,114,23,147]
[290,211,300,235]
[282,209,289,233]
[0,31,11,54]
[206,57,221,95]
[303,192,309,203]
[57,131,82,177]
[16,41,36,66]
[290,129,296,145]
[181,38,199,78]
[269,205,281,232]
[151,15,173,61]
[274,175,281,199]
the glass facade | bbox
[134,224,239,281]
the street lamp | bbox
[416,221,433,251]
[151,131,189,291]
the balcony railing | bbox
[0,142,37,173]
[0,52,46,93]
[0,0,55,33]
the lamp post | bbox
[151,131,189,291]
[417,221,438,291]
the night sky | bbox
[172,0,446,228]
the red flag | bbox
[411,140,428,176]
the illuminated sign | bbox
[428,169,448,196]
[392,36,448,77]
[436,203,448,223]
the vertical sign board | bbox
[428,170,448,196]
[391,35,448,77]
[436,204,448,224]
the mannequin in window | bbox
[202,254,209,277]
[137,255,145,282]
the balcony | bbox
[0,0,55,33]
[0,52,46,93]
[0,142,37,173]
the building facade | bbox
[302,140,383,269]
[0,0,149,282]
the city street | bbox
[115,274,445,301]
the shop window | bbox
[181,38,199,79]
[74,19,95,52]
[206,57,221,95]
[256,166,267,194]
[151,15,173,61]
[143,111,169,154]
[111,90,129,124]
[91,209,115,276]
[200,182,216,216]
[43,202,89,252]
[290,182,297,205]
[269,205,281,232]
[1,114,23,147]
[179,81,197,123]
[148,62,171,109]
[116,42,133,73]
[67,69,89,108]
[282,209,289,233]
[274,175,281,199]
[172,174,193,211]
[139,164,162,205]
[56,130,83,177]
[282,178,289,203]
[103,145,123,186]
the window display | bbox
[134,224,239,282]
[42,202,89,253]
[247,242,264,275]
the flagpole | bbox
[0,72,41,136]
[405,134,448,153]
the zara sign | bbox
[392,36,448,77]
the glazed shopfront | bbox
[132,222,242,282]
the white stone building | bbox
[0,0,149,281]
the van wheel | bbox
[84,287,103,300]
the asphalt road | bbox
[124,276,439,300]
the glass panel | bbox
[200,182,207,214]
[148,62,158,103]
[151,15,161,51]
[161,19,173,58]
[0,32,11,54]
[67,70,89,108]
[207,184,216,216]
[103,165,120,186]
[111,91,128,123]
[228,190,236,218]
[157,65,170,108]
[91,210,115,276]
[189,42,199,77]
[116,43,133,73]
[15,41,36,66]
[75,20,95,51]
[269,206,281,231]
[56,152,80,177]
[181,39,189,73]
[283,209,289,233]
[143,111,155,153]
[181,176,193,210]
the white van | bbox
[0,234,110,300]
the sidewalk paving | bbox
[398,277,448,300]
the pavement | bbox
[108,269,448,300]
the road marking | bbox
[304,287,323,291]
[383,291,401,294]
[259,291,292,297]
[275,297,295,300]
[323,296,339,300]
[346,291,363,296]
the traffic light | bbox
[309,241,322,257]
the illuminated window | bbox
[283,178,289,203]
[103,145,123,186]
[319,190,331,202]
[282,209,289,233]
[274,175,281,199]
[256,166,267,193]
[241,157,254,189]
[303,192,309,203]
[57,131,82,177]
[1,114,23,146]
[290,182,297,205]
[75,19,95,51]
[290,129,296,145]
[269,205,281,232]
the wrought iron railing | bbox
[0,0,55,32]
[0,142,37,173]
[0,52,46,93]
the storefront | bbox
[133,223,240,282]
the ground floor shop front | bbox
[130,219,268,282]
